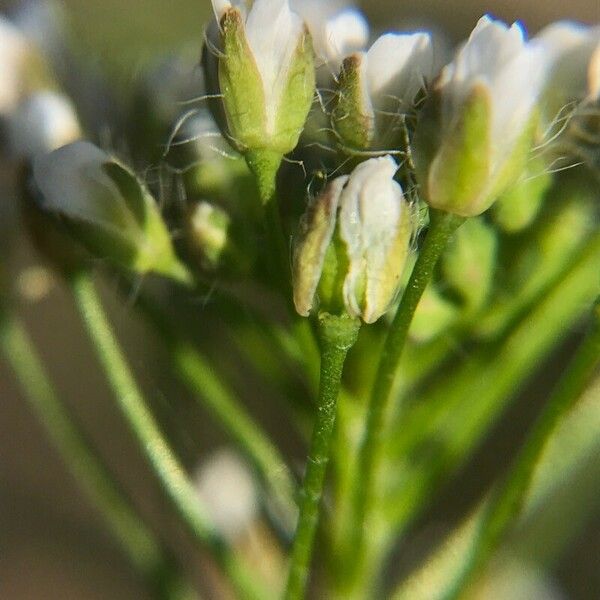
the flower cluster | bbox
[0,3,599,600]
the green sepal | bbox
[219,9,268,152]
[426,84,492,217]
[332,54,374,152]
[273,26,316,155]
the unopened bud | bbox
[414,15,549,217]
[333,32,433,153]
[293,156,413,324]
[206,0,315,162]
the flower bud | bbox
[8,91,81,160]
[414,15,549,217]
[32,141,189,282]
[293,156,412,324]
[333,32,433,152]
[206,0,315,162]
[187,201,231,269]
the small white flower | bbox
[211,0,307,136]
[8,91,81,159]
[195,449,259,541]
[333,31,433,150]
[439,16,547,169]
[293,155,412,324]
[416,15,550,217]
[537,21,600,105]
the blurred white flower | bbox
[8,91,81,159]
[195,449,259,541]
[294,155,412,324]
[291,1,369,71]
[32,141,185,279]
[537,21,600,107]
[211,0,307,137]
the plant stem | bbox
[285,313,360,600]
[0,308,193,600]
[349,210,464,582]
[134,293,297,535]
[68,270,267,600]
[446,299,600,600]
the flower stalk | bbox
[285,312,360,600]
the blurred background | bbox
[0,0,598,598]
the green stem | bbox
[446,299,600,600]
[68,271,267,600]
[0,308,192,600]
[134,293,297,535]
[349,210,464,582]
[285,313,360,600]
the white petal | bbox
[32,141,131,229]
[537,21,600,102]
[324,9,369,66]
[211,0,233,21]
[366,32,433,111]
[9,91,81,159]
[244,0,304,133]
[339,156,402,319]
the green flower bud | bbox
[293,156,413,324]
[414,16,550,217]
[32,141,190,282]
[332,32,433,153]
[206,0,315,161]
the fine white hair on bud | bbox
[32,141,186,280]
[333,30,434,151]
[8,91,81,159]
[415,14,550,217]
[293,155,412,324]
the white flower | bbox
[537,21,600,106]
[333,31,434,150]
[438,15,547,172]
[211,0,307,136]
[195,449,259,541]
[32,141,184,278]
[293,155,412,324]
[8,91,81,159]
[290,1,369,71]
[416,15,550,217]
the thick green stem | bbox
[0,308,192,600]
[285,313,360,600]
[348,210,464,584]
[134,293,297,535]
[446,300,600,600]
[68,271,267,600]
